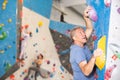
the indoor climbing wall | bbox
[105,0,120,80]
[49,20,75,75]
[86,0,111,80]
[2,0,119,80]
[6,0,73,80]
[0,0,17,78]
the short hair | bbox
[70,26,83,40]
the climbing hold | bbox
[8,18,12,23]
[92,35,97,41]
[47,60,50,64]
[4,0,8,4]
[0,23,7,40]
[61,75,64,78]
[104,64,116,80]
[32,62,35,65]
[2,0,8,10]
[116,53,120,59]
[49,73,54,78]
[24,77,29,80]
[10,74,15,79]
[104,0,111,7]
[65,29,70,34]
[2,2,6,10]
[38,21,43,27]
[88,7,98,22]
[4,48,7,51]
[20,75,22,77]
[95,36,106,70]
[5,62,12,71]
[112,54,117,60]
[29,32,32,37]
[0,50,5,54]
[31,75,34,78]
[22,72,25,74]
[117,8,120,14]
[0,24,4,26]
[24,24,29,29]
[59,49,70,55]
[52,67,56,72]
[8,45,12,48]
[0,24,4,30]
[36,28,38,33]
[60,65,64,72]
[24,69,28,73]
[13,56,16,59]
[53,63,56,67]
[0,27,2,30]
[33,43,37,47]
[0,32,7,40]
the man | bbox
[70,6,103,80]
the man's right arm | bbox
[79,56,96,76]
[79,48,102,76]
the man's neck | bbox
[74,41,84,47]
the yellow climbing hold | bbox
[0,50,5,54]
[8,45,12,48]
[8,18,12,23]
[38,21,43,27]
[2,0,8,10]
[0,24,4,27]
[95,36,106,70]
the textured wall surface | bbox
[6,0,73,80]
[106,0,120,80]
[1,0,119,80]
[0,0,17,77]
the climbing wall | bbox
[0,0,17,78]
[105,0,120,80]
[86,0,120,80]
[6,0,73,80]
[1,0,119,80]
[86,0,111,80]
[49,20,75,75]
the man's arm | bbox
[79,56,95,76]
[79,48,102,76]
[84,7,93,39]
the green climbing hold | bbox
[116,53,120,59]
[0,32,7,40]
[5,63,12,72]
[0,24,4,30]
[0,26,2,30]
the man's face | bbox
[74,28,87,44]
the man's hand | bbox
[83,6,92,20]
[84,6,93,39]
[93,48,103,58]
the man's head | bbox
[70,27,87,44]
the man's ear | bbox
[73,36,76,40]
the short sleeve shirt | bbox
[70,44,94,80]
